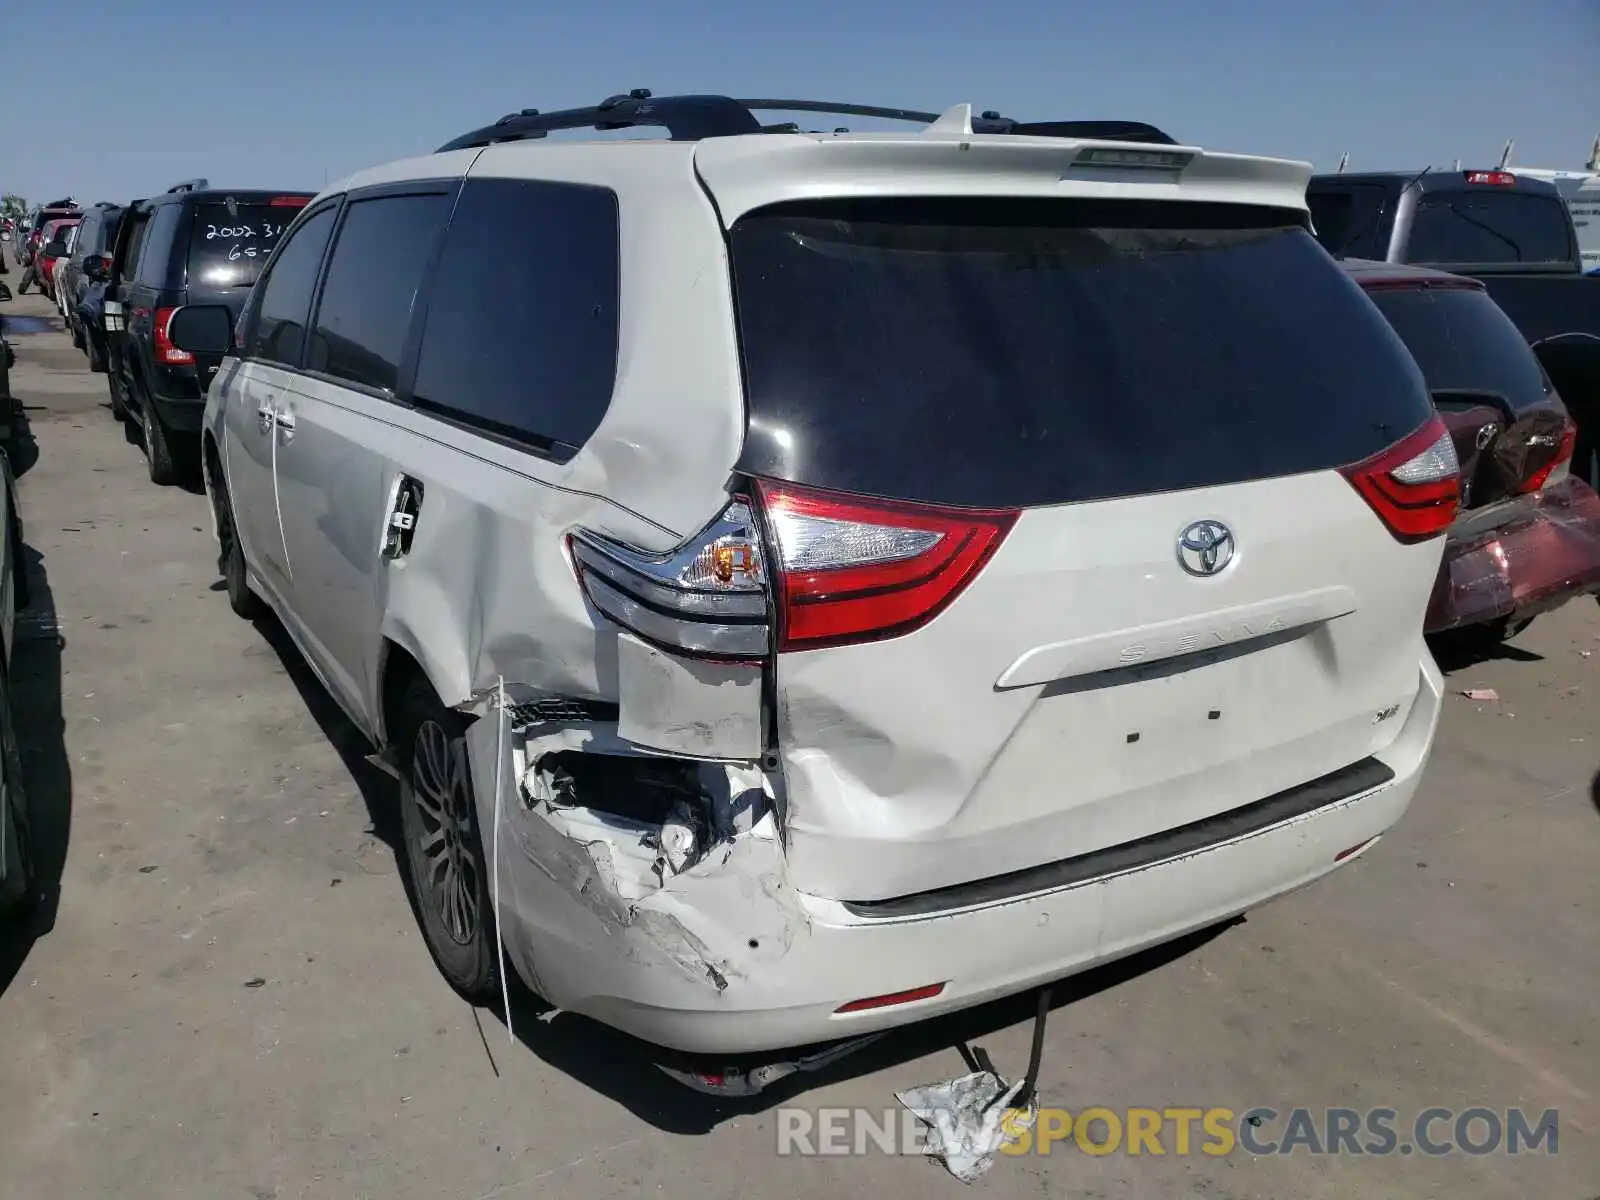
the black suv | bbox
[55,202,123,369]
[103,179,313,484]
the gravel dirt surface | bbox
[0,272,1595,1199]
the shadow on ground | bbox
[1428,629,1544,673]
[0,545,74,997]
[245,596,1240,1134]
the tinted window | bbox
[1307,184,1390,259]
[1366,284,1552,412]
[411,178,620,453]
[247,207,337,368]
[307,193,451,393]
[72,211,100,259]
[731,198,1433,508]
[134,203,183,284]
[116,212,149,279]
[188,202,305,288]
[1407,190,1574,266]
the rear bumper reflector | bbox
[842,756,1396,920]
[834,982,947,1013]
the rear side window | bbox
[307,193,452,393]
[730,198,1433,509]
[116,212,149,279]
[1307,184,1390,259]
[134,203,183,285]
[1365,285,1552,412]
[246,207,338,368]
[411,178,620,455]
[73,211,101,257]
[1406,190,1574,266]
[188,201,307,288]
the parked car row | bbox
[21,94,1600,1087]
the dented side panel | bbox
[465,715,803,1020]
[301,147,753,741]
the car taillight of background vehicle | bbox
[569,482,1019,658]
[1340,415,1461,542]
[1519,421,1578,494]
[153,307,195,366]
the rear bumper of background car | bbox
[480,655,1443,1056]
[1426,477,1600,633]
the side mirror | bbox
[84,255,110,282]
[167,305,234,356]
[43,239,68,258]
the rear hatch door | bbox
[184,195,313,381]
[724,191,1450,904]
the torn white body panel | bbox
[461,661,1441,1055]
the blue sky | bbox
[7,0,1597,205]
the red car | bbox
[1346,259,1600,642]
[34,217,81,297]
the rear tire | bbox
[214,479,264,620]
[143,400,177,487]
[395,675,499,1004]
[0,667,36,918]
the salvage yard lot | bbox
[0,287,1595,1199]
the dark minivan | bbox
[103,179,313,484]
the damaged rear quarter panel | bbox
[356,146,752,735]
[465,713,806,1020]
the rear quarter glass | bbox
[730,197,1434,508]
[1365,284,1555,413]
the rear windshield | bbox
[729,198,1433,508]
[188,203,300,287]
[1307,184,1390,259]
[1405,190,1574,267]
[1365,284,1552,412]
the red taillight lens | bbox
[270,196,310,208]
[1519,421,1578,494]
[835,982,946,1014]
[1465,170,1516,186]
[754,479,1018,651]
[154,306,196,366]
[1340,415,1461,543]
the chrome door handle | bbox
[274,408,297,434]
[256,403,275,434]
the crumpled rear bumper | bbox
[1426,478,1600,633]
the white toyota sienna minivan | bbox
[169,94,1458,1062]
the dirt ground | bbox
[0,274,1595,1199]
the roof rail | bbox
[436,91,1177,152]
[166,178,210,194]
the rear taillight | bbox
[1340,415,1461,543]
[569,502,770,662]
[153,306,196,366]
[755,479,1017,651]
[1518,421,1578,494]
